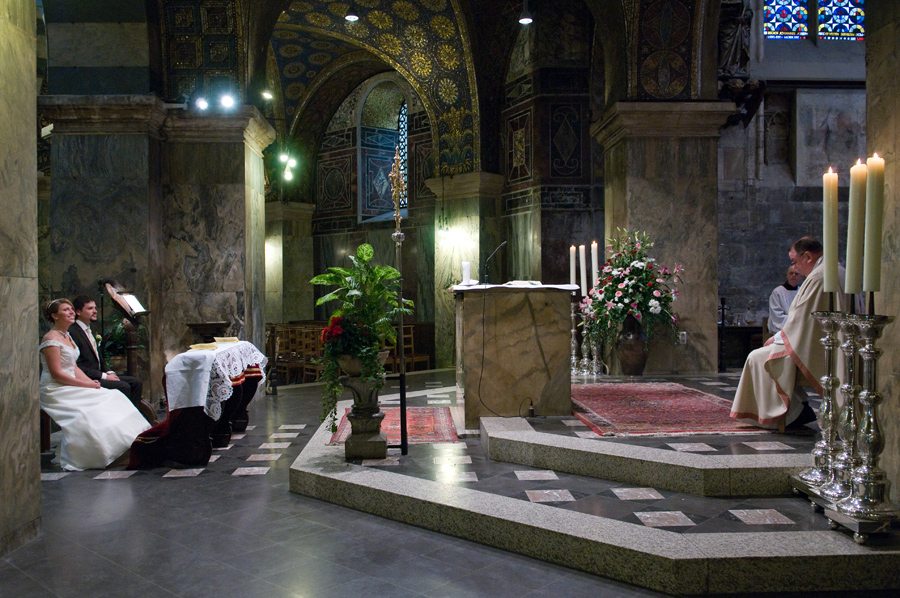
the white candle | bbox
[462,261,471,285]
[822,167,839,292]
[590,241,599,288]
[863,153,885,292]
[845,159,867,294]
[578,244,587,296]
[569,246,576,286]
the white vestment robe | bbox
[731,259,848,428]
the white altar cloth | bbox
[164,341,267,421]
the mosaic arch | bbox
[271,0,479,176]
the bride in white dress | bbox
[39,299,151,470]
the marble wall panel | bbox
[541,208,600,286]
[866,8,900,501]
[416,224,435,322]
[435,197,482,368]
[0,0,39,557]
[245,146,266,349]
[265,220,284,323]
[157,291,246,358]
[506,209,537,281]
[159,183,246,293]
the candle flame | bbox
[828,167,833,174]
[857,158,863,165]
[873,152,880,159]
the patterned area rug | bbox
[329,406,458,445]
[572,382,765,437]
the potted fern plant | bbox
[310,243,413,436]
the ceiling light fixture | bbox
[194,97,209,110]
[345,2,359,21]
[518,0,533,25]
[261,90,273,100]
[220,94,235,108]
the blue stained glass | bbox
[398,102,408,208]
[819,0,865,41]
[764,1,809,40]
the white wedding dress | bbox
[40,340,151,470]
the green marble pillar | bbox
[593,102,734,374]
[265,202,315,323]
[425,172,504,368]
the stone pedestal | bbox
[341,376,387,460]
[454,286,572,429]
[592,102,733,374]
[425,172,505,369]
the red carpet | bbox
[329,406,458,445]
[572,382,764,437]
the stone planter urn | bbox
[337,352,389,460]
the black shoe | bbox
[787,403,817,428]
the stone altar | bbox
[453,284,575,429]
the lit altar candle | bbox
[822,167,839,292]
[590,241,599,287]
[863,153,885,292]
[845,159,867,294]
[578,244,587,296]
[569,245,576,286]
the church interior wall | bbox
[866,3,900,502]
[0,0,40,559]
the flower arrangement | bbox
[310,243,413,431]
[581,229,682,347]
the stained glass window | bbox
[397,102,408,208]
[818,0,865,41]
[764,1,809,39]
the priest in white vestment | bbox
[730,237,849,429]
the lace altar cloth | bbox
[164,341,267,421]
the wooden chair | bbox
[302,329,325,382]
[271,325,304,385]
[395,325,430,372]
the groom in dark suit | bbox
[69,295,153,422]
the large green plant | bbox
[310,243,413,431]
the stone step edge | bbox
[289,406,900,596]
[481,417,810,496]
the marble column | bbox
[592,102,734,374]
[425,172,504,368]
[38,95,165,401]
[266,202,315,323]
[0,0,40,557]
[154,108,275,381]
[866,5,900,501]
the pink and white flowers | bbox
[580,229,682,346]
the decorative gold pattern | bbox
[420,0,446,11]
[273,29,299,39]
[286,81,307,99]
[404,24,427,48]
[640,50,688,99]
[291,1,313,11]
[345,21,370,38]
[368,10,393,29]
[357,0,380,6]
[379,33,402,56]
[430,15,455,39]
[284,62,306,78]
[277,12,291,22]
[392,1,418,21]
[311,40,334,50]
[438,78,458,104]
[437,43,458,69]
[172,37,201,69]
[410,51,432,78]
[310,52,332,65]
[305,12,332,27]
[279,44,303,58]
[327,2,349,17]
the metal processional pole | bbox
[390,147,408,455]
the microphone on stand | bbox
[483,241,507,285]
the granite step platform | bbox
[290,402,900,596]
[480,417,810,497]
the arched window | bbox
[764,1,864,41]
[397,101,408,209]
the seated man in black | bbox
[69,295,154,423]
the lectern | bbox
[453,284,575,429]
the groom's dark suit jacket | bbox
[68,322,106,380]
[67,322,144,407]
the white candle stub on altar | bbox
[822,167,839,292]
[462,261,471,285]
[569,245,576,286]
[845,159,867,295]
[578,244,587,296]
[590,241,599,288]
[863,153,885,292]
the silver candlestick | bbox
[799,312,841,486]
[819,315,862,502]
[570,297,579,376]
[836,314,898,520]
[578,313,591,375]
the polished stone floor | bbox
[4,370,895,598]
